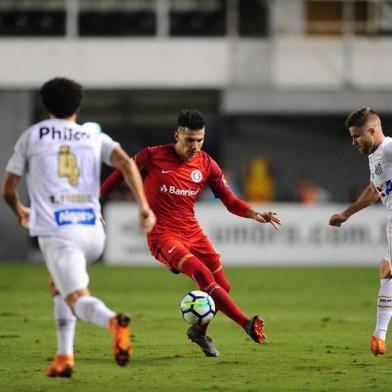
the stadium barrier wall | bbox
[1,38,392,89]
[103,202,387,266]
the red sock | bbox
[213,268,231,293]
[182,256,248,329]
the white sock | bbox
[374,279,392,340]
[53,295,76,356]
[73,296,115,329]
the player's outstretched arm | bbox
[110,147,156,233]
[329,182,379,227]
[219,192,282,229]
[1,172,30,229]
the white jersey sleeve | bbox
[5,129,30,176]
[99,133,120,166]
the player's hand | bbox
[329,212,348,227]
[252,210,282,229]
[139,208,156,233]
[17,205,30,229]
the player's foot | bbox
[109,313,132,366]
[245,315,266,343]
[45,354,74,378]
[187,325,220,357]
[370,336,386,356]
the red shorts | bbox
[148,234,221,273]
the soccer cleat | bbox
[45,354,74,378]
[370,336,386,356]
[109,313,132,366]
[187,325,220,357]
[245,315,266,343]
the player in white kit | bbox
[329,108,392,356]
[2,77,156,377]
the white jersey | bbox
[6,118,119,236]
[369,136,392,213]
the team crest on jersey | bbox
[191,169,202,183]
[375,163,383,175]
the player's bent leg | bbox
[68,290,131,366]
[181,256,250,330]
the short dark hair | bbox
[345,107,379,129]
[40,77,83,118]
[177,109,206,130]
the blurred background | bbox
[1,0,391,263]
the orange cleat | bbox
[370,336,386,356]
[46,354,74,378]
[109,313,132,366]
[245,315,266,343]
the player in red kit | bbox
[101,109,282,357]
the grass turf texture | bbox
[0,263,389,392]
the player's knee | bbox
[66,288,90,308]
[380,259,392,279]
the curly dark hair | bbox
[177,109,206,130]
[40,77,83,118]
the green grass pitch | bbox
[0,263,391,392]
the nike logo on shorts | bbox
[161,170,174,174]
[168,245,177,254]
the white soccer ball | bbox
[180,290,216,325]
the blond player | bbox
[2,77,156,377]
[329,107,392,356]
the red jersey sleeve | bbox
[101,169,123,198]
[133,146,152,171]
[207,158,251,218]
[101,147,152,198]
[207,158,232,199]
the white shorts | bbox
[38,224,105,298]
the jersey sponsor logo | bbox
[161,169,174,174]
[39,126,90,141]
[160,184,199,197]
[191,169,202,183]
[54,208,96,226]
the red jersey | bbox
[101,144,251,245]
[134,144,231,239]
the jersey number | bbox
[58,145,80,186]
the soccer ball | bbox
[180,290,216,325]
